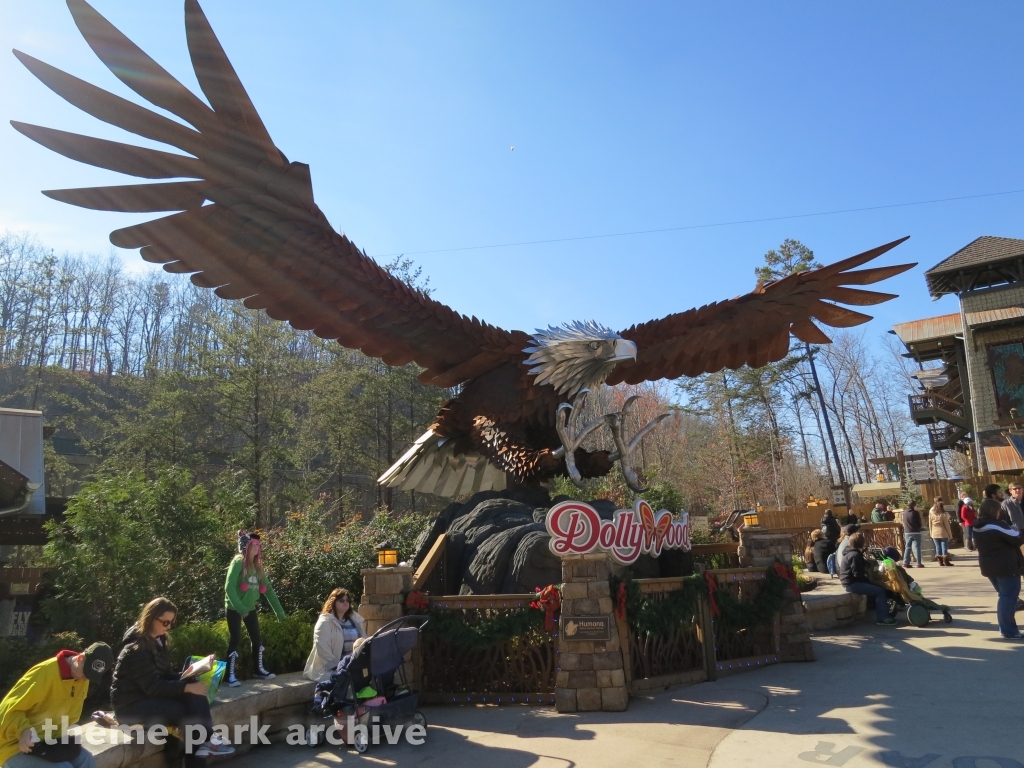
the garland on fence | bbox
[713,565,791,630]
[611,563,794,638]
[610,573,705,639]
[404,585,561,648]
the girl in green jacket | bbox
[225,531,285,686]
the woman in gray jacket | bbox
[303,588,367,683]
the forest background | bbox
[0,230,946,651]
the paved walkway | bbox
[239,550,1024,767]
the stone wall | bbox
[555,554,629,712]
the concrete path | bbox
[238,550,1024,767]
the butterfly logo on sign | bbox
[545,498,690,565]
[639,501,672,552]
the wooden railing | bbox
[909,392,967,421]
[411,534,448,594]
[417,593,557,705]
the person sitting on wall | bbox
[304,588,367,684]
[841,531,898,626]
[809,529,836,576]
[844,510,858,525]
[111,598,234,764]
[0,643,113,768]
[871,503,886,523]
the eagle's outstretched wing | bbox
[12,0,521,388]
[607,238,916,385]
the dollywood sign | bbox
[545,499,691,565]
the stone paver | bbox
[231,549,1024,767]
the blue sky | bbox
[3,2,1024,340]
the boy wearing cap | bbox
[0,642,113,768]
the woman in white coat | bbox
[303,588,367,682]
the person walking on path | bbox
[225,531,286,687]
[1001,482,1023,531]
[960,497,977,551]
[303,588,367,683]
[928,497,953,566]
[840,531,897,626]
[0,642,112,768]
[902,501,924,568]
[112,598,233,763]
[973,503,1024,639]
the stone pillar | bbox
[359,565,413,635]
[738,528,795,568]
[736,528,814,662]
[555,553,629,713]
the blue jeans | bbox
[903,533,922,566]
[932,538,949,556]
[963,525,974,548]
[5,750,95,768]
[989,575,1021,637]
[847,582,890,622]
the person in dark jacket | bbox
[820,510,841,544]
[840,532,897,625]
[811,530,836,576]
[973,508,1024,639]
[901,501,924,568]
[111,598,233,762]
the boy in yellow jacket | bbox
[0,643,113,768]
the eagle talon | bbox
[554,391,672,492]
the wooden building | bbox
[893,236,1024,475]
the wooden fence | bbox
[417,593,557,705]
[413,566,785,703]
[618,567,782,694]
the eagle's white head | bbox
[523,320,638,397]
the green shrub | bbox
[41,467,237,644]
[0,632,84,700]
[168,613,314,680]
[261,504,430,614]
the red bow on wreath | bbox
[704,571,720,617]
[532,584,562,632]
[615,582,628,621]
[773,562,800,596]
[405,590,429,613]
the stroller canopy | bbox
[366,616,427,677]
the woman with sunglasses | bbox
[303,588,367,683]
[111,598,234,763]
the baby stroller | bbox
[311,614,428,753]
[868,547,953,627]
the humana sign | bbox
[545,499,691,565]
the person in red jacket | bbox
[960,497,977,551]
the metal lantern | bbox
[743,512,760,527]
[376,542,398,568]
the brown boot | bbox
[938,556,946,566]
[944,556,954,566]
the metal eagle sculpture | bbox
[12,0,915,497]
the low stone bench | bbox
[802,584,867,631]
[69,673,316,768]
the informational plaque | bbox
[561,615,612,642]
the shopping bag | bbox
[184,655,227,703]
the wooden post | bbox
[695,565,718,682]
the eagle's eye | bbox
[588,341,601,351]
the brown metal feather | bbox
[11,122,203,180]
[43,181,210,212]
